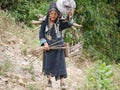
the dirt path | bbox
[0,32,83,90]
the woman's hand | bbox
[44,42,49,51]
[68,8,74,17]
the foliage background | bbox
[74,0,120,63]
[0,0,120,63]
[0,0,120,90]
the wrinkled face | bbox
[49,10,58,22]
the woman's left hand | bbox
[68,8,74,17]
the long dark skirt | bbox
[42,49,67,80]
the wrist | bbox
[44,42,48,45]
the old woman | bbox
[39,2,73,88]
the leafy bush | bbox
[75,0,120,63]
[0,0,50,26]
[84,62,114,90]
[83,47,111,64]
[63,28,83,44]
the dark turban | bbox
[48,2,61,16]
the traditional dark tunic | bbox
[39,17,72,80]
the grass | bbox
[22,62,35,81]
[0,56,13,76]
[0,10,39,50]
[27,84,42,90]
[112,64,120,90]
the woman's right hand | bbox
[44,42,49,51]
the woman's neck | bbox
[49,20,54,29]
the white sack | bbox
[56,0,76,15]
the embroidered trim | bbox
[40,38,47,46]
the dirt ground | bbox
[0,32,83,90]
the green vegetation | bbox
[0,0,120,89]
[0,0,119,63]
[27,85,40,90]
[0,0,50,26]
[0,56,13,76]
[75,0,120,63]
[22,62,35,81]
[84,62,114,90]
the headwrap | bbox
[48,2,61,18]
[43,2,60,25]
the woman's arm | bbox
[39,21,49,50]
[60,9,74,30]
[39,21,47,46]
[60,19,73,30]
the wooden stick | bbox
[40,46,66,50]
[31,14,82,27]
[73,23,82,27]
[32,25,41,30]
[31,20,41,25]
[31,20,82,28]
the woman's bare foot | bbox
[60,78,67,90]
[46,76,52,87]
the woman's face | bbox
[49,10,58,22]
